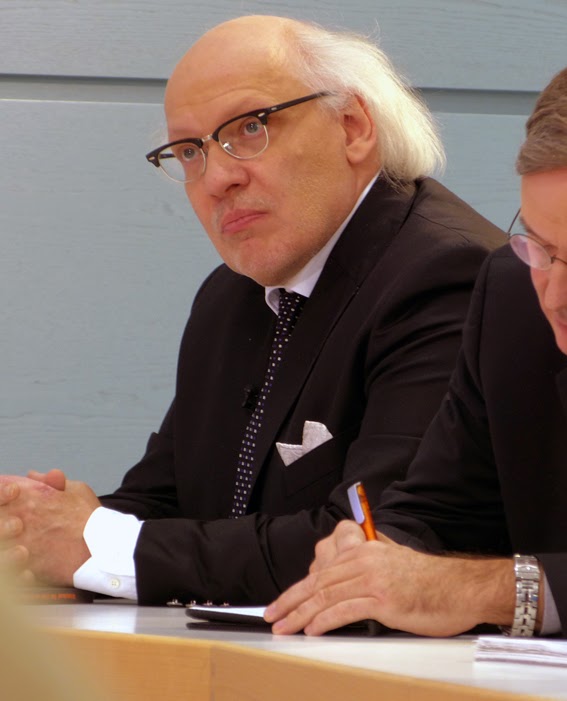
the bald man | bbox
[0,16,503,605]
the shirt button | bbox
[110,578,121,590]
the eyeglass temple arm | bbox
[146,152,176,168]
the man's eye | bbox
[242,119,262,136]
[172,144,198,162]
[180,146,198,161]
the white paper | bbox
[475,635,567,666]
[187,605,267,623]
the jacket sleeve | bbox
[374,254,510,553]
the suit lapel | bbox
[247,177,418,485]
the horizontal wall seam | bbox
[0,75,538,115]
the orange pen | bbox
[347,481,377,541]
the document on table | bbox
[186,605,268,625]
[475,635,567,666]
[185,604,384,635]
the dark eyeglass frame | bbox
[508,208,567,271]
[145,91,331,182]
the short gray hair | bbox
[517,67,567,175]
[284,21,446,185]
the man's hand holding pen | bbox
[265,521,515,637]
[265,481,518,637]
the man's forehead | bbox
[164,77,304,137]
[176,61,288,96]
[520,169,567,248]
[521,169,567,218]
[165,58,305,133]
[167,66,292,108]
[169,65,264,107]
[164,17,306,131]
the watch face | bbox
[514,555,540,580]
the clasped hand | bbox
[0,469,100,586]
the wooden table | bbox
[25,600,567,701]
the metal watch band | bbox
[501,554,540,637]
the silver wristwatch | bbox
[501,554,540,637]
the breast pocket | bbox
[282,424,359,498]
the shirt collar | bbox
[265,173,380,314]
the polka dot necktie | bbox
[230,289,306,518]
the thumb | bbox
[27,469,67,491]
[335,519,368,553]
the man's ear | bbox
[342,95,378,166]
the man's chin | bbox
[225,256,295,288]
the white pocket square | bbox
[276,421,333,466]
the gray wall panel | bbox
[1,99,220,490]
[1,0,565,90]
[439,112,525,230]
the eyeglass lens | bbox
[509,234,552,270]
[157,115,268,183]
[508,213,552,270]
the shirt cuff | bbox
[541,570,561,635]
[73,506,142,600]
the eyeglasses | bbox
[508,209,567,270]
[146,92,331,184]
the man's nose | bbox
[543,259,567,310]
[200,142,250,196]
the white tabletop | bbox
[29,599,567,700]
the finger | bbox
[268,542,381,627]
[27,470,47,483]
[309,534,339,574]
[264,575,316,624]
[0,544,29,570]
[19,568,36,585]
[270,561,367,634]
[334,520,367,553]
[309,521,365,575]
[0,516,24,541]
[312,536,382,575]
[44,469,67,491]
[272,582,370,636]
[304,597,379,636]
[0,482,20,506]
[65,480,101,508]
[272,552,385,635]
[28,469,67,491]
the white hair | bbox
[285,21,446,184]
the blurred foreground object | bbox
[0,574,108,701]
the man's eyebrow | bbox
[519,214,553,247]
[166,102,265,140]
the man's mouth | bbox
[220,209,266,235]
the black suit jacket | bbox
[100,176,505,604]
[376,246,567,635]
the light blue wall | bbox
[1,1,566,492]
